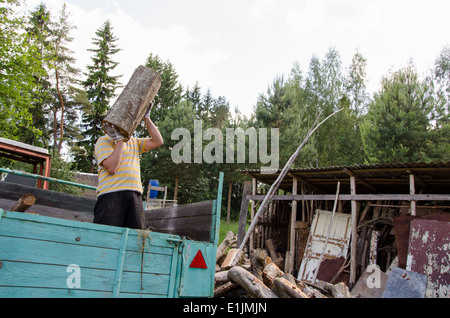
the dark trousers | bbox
[94,191,145,230]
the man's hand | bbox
[144,100,155,119]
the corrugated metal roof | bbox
[239,161,450,195]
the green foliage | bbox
[143,53,183,124]
[17,3,81,154]
[47,4,81,155]
[0,0,43,140]
[47,154,82,196]
[255,48,367,168]
[361,64,438,163]
[73,20,121,172]
[0,2,448,212]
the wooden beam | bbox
[288,172,322,193]
[343,168,379,193]
[247,194,450,201]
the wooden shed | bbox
[238,161,450,291]
[0,138,51,189]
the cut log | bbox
[102,65,161,141]
[221,248,243,270]
[227,266,278,298]
[265,239,278,260]
[214,281,239,298]
[11,193,36,212]
[315,281,353,298]
[273,277,309,298]
[250,248,268,281]
[296,281,327,298]
[215,270,230,287]
[262,261,284,288]
[216,231,236,263]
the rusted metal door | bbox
[407,219,450,298]
[297,210,352,282]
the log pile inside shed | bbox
[227,162,450,298]
[215,203,450,299]
[214,231,354,298]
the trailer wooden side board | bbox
[0,172,224,298]
[145,201,214,243]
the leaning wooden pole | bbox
[238,108,343,251]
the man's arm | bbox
[101,140,124,175]
[143,118,164,151]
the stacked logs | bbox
[214,231,353,298]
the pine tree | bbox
[23,3,53,147]
[361,64,434,163]
[143,53,182,124]
[73,20,121,172]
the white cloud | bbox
[18,0,450,116]
[250,0,278,20]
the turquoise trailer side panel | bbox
[178,241,216,297]
[0,210,214,298]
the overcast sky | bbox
[21,0,450,116]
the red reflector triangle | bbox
[189,250,207,269]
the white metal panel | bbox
[298,210,352,282]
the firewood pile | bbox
[214,231,353,298]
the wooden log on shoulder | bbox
[228,266,278,298]
[102,65,161,141]
[11,193,36,212]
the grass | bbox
[218,219,248,244]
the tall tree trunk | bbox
[52,107,58,151]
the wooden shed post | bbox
[250,177,257,251]
[287,175,298,274]
[237,181,252,247]
[409,172,417,216]
[350,175,358,288]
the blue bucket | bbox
[148,179,160,199]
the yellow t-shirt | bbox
[95,136,148,196]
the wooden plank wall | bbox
[0,181,96,222]
[145,201,214,243]
[253,200,291,254]
[0,181,96,213]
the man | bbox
[93,104,163,229]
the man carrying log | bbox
[93,102,163,229]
